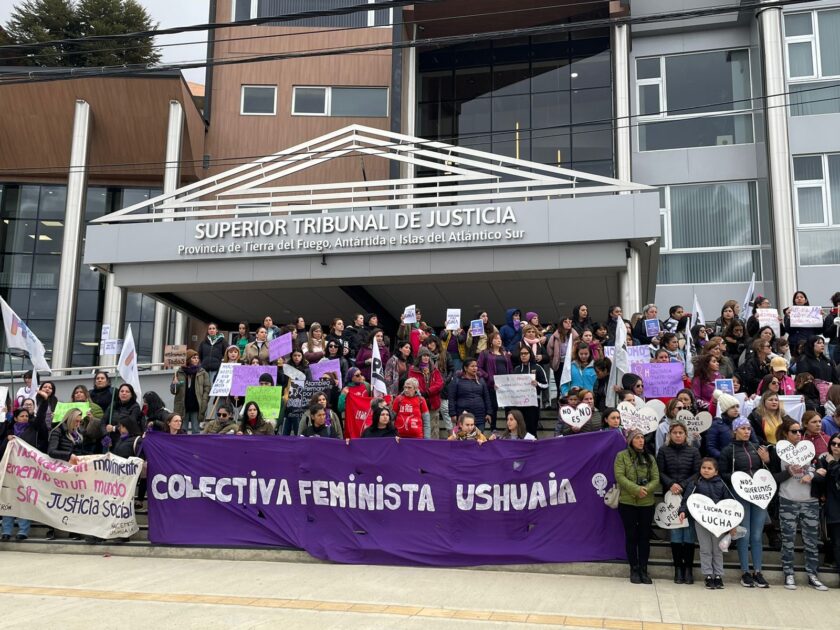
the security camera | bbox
[644,238,658,247]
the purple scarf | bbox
[13,421,27,437]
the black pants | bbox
[829,522,840,569]
[516,406,540,437]
[618,503,655,569]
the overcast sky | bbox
[0,0,209,83]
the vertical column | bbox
[759,3,797,303]
[100,271,126,368]
[51,100,91,370]
[404,24,417,181]
[173,311,187,346]
[612,24,641,314]
[151,100,184,368]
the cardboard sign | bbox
[445,309,461,331]
[53,402,91,424]
[635,363,684,398]
[687,494,744,537]
[644,318,661,338]
[645,398,666,420]
[100,324,111,340]
[100,339,123,355]
[775,439,816,467]
[269,333,293,361]
[403,305,417,324]
[789,305,823,328]
[756,308,780,337]
[282,363,307,382]
[230,365,277,397]
[285,379,332,431]
[310,358,343,388]
[619,402,658,434]
[605,345,650,366]
[209,363,235,397]
[494,374,537,408]
[654,491,689,530]
[731,469,777,509]
[687,410,713,434]
[469,319,484,337]
[244,385,283,420]
[714,379,734,394]
[559,405,589,430]
[779,394,805,422]
[164,344,187,369]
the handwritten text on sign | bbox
[0,440,142,539]
[493,374,537,408]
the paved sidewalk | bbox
[0,552,833,629]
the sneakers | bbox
[784,575,797,590]
[714,576,724,589]
[752,572,769,588]
[807,575,829,591]
[705,575,714,589]
[14,534,26,541]
[0,534,10,542]
[740,572,754,588]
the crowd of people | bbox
[2,292,840,587]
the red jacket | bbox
[408,364,444,410]
[391,393,428,439]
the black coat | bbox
[719,439,766,487]
[199,336,227,372]
[89,385,114,419]
[812,455,840,523]
[656,442,702,491]
[679,475,731,514]
[795,353,836,383]
[448,374,492,421]
[737,357,769,396]
[48,423,84,461]
[112,434,141,459]
[0,415,48,457]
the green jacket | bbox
[614,447,660,507]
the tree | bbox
[2,0,161,68]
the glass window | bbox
[639,114,754,151]
[572,87,612,125]
[569,51,611,89]
[572,124,613,163]
[799,229,840,265]
[658,251,760,284]
[636,58,660,80]
[818,10,840,77]
[492,94,530,131]
[293,87,327,115]
[455,98,491,134]
[785,13,813,36]
[241,85,276,115]
[330,87,388,117]
[669,182,759,249]
[790,82,840,116]
[788,42,814,77]
[786,9,840,82]
[639,84,660,116]
[0,255,32,289]
[0,219,37,253]
[233,0,252,21]
[796,187,825,225]
[793,155,822,180]
[665,50,751,114]
[828,154,840,224]
[454,67,492,100]
[420,71,453,102]
[531,60,570,93]
[493,63,531,96]
[532,92,569,129]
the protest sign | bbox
[245,386,283,420]
[644,319,660,338]
[53,401,91,424]
[0,386,7,413]
[635,363,684,398]
[230,365,277,397]
[654,491,688,530]
[494,374,537,407]
[645,398,666,419]
[756,308,780,337]
[0,439,142,539]
[100,324,111,340]
[445,309,461,331]
[714,379,734,394]
[687,495,744,537]
[779,394,805,422]
[731,470,777,509]
[269,333,293,361]
[683,410,713,435]
[775,439,815,467]
[560,404,592,430]
[618,403,658,434]
[604,345,650,366]
[163,344,187,369]
[403,305,417,324]
[469,319,484,337]
[282,363,306,382]
[815,379,831,405]
[144,430,627,566]
[209,363,235,397]
[310,358,343,388]
[789,305,823,328]
[285,380,332,434]
[99,339,123,355]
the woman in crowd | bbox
[512,345,549,436]
[326,318,352,359]
[600,407,622,433]
[448,411,487,442]
[300,404,338,438]
[702,338,735,379]
[198,322,226,382]
[390,378,429,439]
[714,300,740,337]
[0,406,47,541]
[384,341,412,397]
[621,374,646,406]
[286,349,311,381]
[795,336,836,383]
[203,404,237,434]
[171,350,211,434]
[322,339,349,383]
[746,295,786,339]
[794,372,823,414]
[489,409,536,440]
[111,417,143,459]
[812,434,840,577]
[801,410,831,458]
[719,418,771,588]
[237,401,274,435]
[547,317,574,396]
[48,408,84,464]
[767,418,829,590]
[783,291,814,356]
[355,328,390,382]
[562,342,596,396]
[142,391,168,428]
[518,324,548,367]
[466,310,496,358]
[571,304,594,336]
[604,305,624,346]
[300,391,342,437]
[89,370,114,420]
[105,383,143,441]
[691,354,721,412]
[302,323,326,364]
[706,390,753,459]
[161,412,186,435]
[361,407,399,439]
[560,388,601,437]
[737,338,772,395]
[614,429,660,584]
[656,417,701,584]
[655,396,693,455]
[448,358,493,431]
[757,358,796,395]
[477,331,514,421]
[823,385,840,436]
[723,320,747,366]
[34,381,58,426]
[409,347,444,439]
[233,322,253,355]
[748,390,785,446]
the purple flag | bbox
[310,358,342,388]
[230,365,278,396]
[144,431,626,567]
[269,333,293,362]
[635,362,684,398]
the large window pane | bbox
[670,182,759,248]
[799,228,840,265]
[492,94,530,131]
[418,101,454,140]
[569,51,611,89]
[531,129,571,166]
[531,60,571,93]
[665,50,751,114]
[455,98,491,134]
[0,255,32,289]
[793,155,823,180]
[639,84,660,116]
[331,88,388,117]
[828,154,840,224]
[818,10,840,76]
[454,67,491,100]
[639,114,754,150]
[572,123,613,163]
[785,13,812,36]
[493,63,531,96]
[0,219,37,253]
[420,71,453,102]
[292,87,326,115]
[241,86,276,115]
[658,250,760,284]
[797,187,825,224]
[37,186,67,220]
[636,58,660,80]
[571,87,611,124]
[532,91,569,129]
[787,42,814,77]
[790,82,840,116]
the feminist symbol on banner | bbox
[654,491,688,530]
[775,439,816,467]
[686,495,744,537]
[591,473,608,497]
[731,470,777,509]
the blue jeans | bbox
[2,516,30,537]
[448,353,463,375]
[735,497,767,572]
[184,411,201,434]
[670,523,696,544]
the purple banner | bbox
[269,333,293,362]
[310,358,343,388]
[231,365,277,396]
[144,431,626,567]
[635,362,684,398]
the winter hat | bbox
[345,367,361,382]
[713,389,740,415]
[626,428,644,445]
[732,417,750,431]
[770,356,788,373]
[186,349,198,362]
[525,311,539,323]
[417,347,432,361]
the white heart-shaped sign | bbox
[635,407,660,434]
[689,411,713,434]
[633,395,645,410]
[646,398,666,420]
[654,490,688,529]
[775,440,816,467]
[731,469,777,509]
[687,494,744,537]
[560,405,587,430]
[676,409,694,425]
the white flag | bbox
[370,339,387,396]
[606,317,628,407]
[559,333,574,392]
[118,325,142,398]
[742,273,756,321]
[691,294,706,332]
[0,296,51,373]
[684,327,694,380]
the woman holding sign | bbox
[512,345,549,437]
[0,407,46,541]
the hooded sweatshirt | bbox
[499,308,522,352]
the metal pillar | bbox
[151,101,184,367]
[100,271,126,368]
[173,311,187,346]
[759,3,797,304]
[51,100,91,370]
